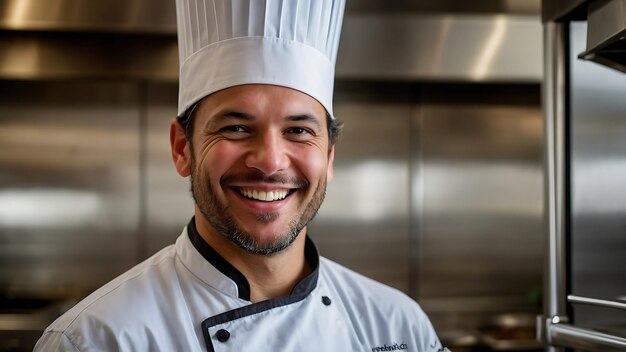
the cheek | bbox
[197,143,243,181]
[292,147,330,182]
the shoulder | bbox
[319,257,419,312]
[40,245,181,350]
[319,257,446,351]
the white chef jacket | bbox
[35,219,448,352]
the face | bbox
[173,84,334,255]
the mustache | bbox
[221,171,308,188]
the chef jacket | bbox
[35,218,448,352]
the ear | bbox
[170,118,192,177]
[326,145,335,182]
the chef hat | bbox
[175,0,346,118]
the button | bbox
[216,329,230,342]
[322,296,332,306]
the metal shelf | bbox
[569,295,626,311]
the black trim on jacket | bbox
[186,217,321,351]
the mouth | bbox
[236,187,294,202]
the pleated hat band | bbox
[175,0,346,118]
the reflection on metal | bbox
[542,22,568,352]
[320,161,408,222]
[0,0,541,33]
[0,7,547,347]
[412,85,544,348]
[0,13,541,82]
[346,0,541,15]
[144,83,194,257]
[569,20,626,335]
[0,81,141,299]
[0,0,176,33]
[0,33,179,81]
[541,0,588,22]
[542,19,626,352]
[314,101,412,292]
[578,0,626,74]
[0,81,545,350]
[417,102,543,298]
[471,15,508,80]
[336,15,542,82]
[568,295,626,311]
[548,323,626,351]
[0,189,102,228]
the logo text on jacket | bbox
[371,342,408,352]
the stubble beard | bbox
[189,155,327,256]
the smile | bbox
[239,188,290,202]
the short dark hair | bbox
[176,101,343,148]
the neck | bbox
[194,212,312,303]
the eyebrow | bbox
[285,114,323,130]
[205,111,323,130]
[204,111,252,130]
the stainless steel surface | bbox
[144,83,195,257]
[346,0,541,15]
[542,0,588,22]
[569,295,626,311]
[313,94,412,292]
[584,0,626,52]
[0,81,141,299]
[0,83,546,350]
[570,19,626,332]
[0,0,176,33]
[542,19,626,352]
[336,15,542,82]
[579,0,626,73]
[548,323,626,351]
[410,85,544,347]
[0,33,179,81]
[0,4,547,350]
[0,0,539,33]
[541,21,569,352]
[0,12,542,83]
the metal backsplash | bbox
[0,3,545,351]
[0,0,542,83]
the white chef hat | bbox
[175,0,346,118]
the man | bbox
[35,0,448,351]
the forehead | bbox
[196,84,327,124]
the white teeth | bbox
[241,189,288,202]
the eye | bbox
[218,125,250,140]
[284,126,316,141]
[288,127,307,134]
[220,125,246,133]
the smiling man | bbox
[35,0,447,351]
[173,85,335,303]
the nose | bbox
[245,131,289,175]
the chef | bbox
[35,0,448,351]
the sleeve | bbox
[413,303,450,352]
[33,331,81,352]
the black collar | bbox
[186,217,320,301]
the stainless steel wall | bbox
[0,81,142,299]
[318,85,544,350]
[313,86,413,292]
[0,6,547,350]
[414,86,544,346]
[144,83,193,257]
[0,81,544,350]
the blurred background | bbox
[0,0,625,351]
